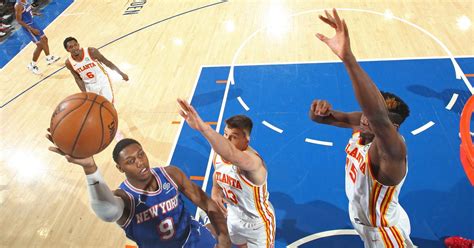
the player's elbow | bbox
[91,201,123,222]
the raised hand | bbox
[310,99,332,117]
[177,98,209,132]
[46,128,96,169]
[315,8,352,61]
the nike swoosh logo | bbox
[89,181,99,186]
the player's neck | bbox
[71,49,84,61]
[128,175,159,192]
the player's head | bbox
[63,37,81,56]
[359,91,410,139]
[381,91,410,126]
[113,138,152,182]
[224,115,253,151]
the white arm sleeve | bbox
[86,169,125,222]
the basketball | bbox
[50,92,118,158]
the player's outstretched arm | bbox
[46,130,130,223]
[177,98,260,171]
[309,99,362,129]
[165,166,231,248]
[89,48,129,81]
[316,9,406,184]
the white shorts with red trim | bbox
[85,79,114,103]
[351,207,416,248]
[227,205,275,248]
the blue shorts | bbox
[183,219,217,248]
[21,22,44,43]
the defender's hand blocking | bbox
[46,128,96,169]
[177,98,209,132]
[316,9,352,61]
[211,189,228,216]
[310,99,332,117]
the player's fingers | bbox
[177,98,185,109]
[319,15,335,28]
[45,133,53,143]
[178,110,187,118]
[310,100,317,112]
[333,8,342,29]
[342,19,349,36]
[315,33,329,43]
[48,146,65,155]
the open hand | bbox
[177,98,209,132]
[315,9,352,61]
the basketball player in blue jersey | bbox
[47,137,231,248]
[309,9,415,247]
[15,0,60,74]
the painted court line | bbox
[237,96,250,111]
[305,138,333,147]
[411,121,435,135]
[262,120,283,133]
[445,93,459,110]
[287,229,358,247]
[190,176,205,181]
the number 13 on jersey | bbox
[223,189,238,204]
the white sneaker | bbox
[46,55,60,65]
[0,31,5,37]
[1,23,11,28]
[27,63,40,74]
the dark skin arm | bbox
[65,59,87,92]
[316,9,406,185]
[89,47,129,81]
[165,166,231,248]
[15,3,40,35]
[309,99,362,128]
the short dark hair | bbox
[113,138,141,163]
[381,91,410,125]
[225,115,253,136]
[63,37,78,50]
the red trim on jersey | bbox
[124,169,163,196]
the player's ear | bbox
[393,123,400,131]
[116,163,124,173]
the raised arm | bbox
[46,131,131,224]
[65,59,87,92]
[165,166,231,248]
[177,98,261,172]
[89,48,129,81]
[309,99,362,129]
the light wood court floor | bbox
[0,0,472,247]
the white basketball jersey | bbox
[345,132,407,228]
[213,149,275,235]
[68,48,111,85]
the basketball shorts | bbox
[21,22,44,43]
[227,205,276,248]
[85,79,114,103]
[351,208,416,248]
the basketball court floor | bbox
[0,1,473,247]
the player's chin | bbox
[137,167,152,179]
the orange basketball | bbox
[50,92,118,158]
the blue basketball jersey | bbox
[119,167,193,248]
[16,1,34,24]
